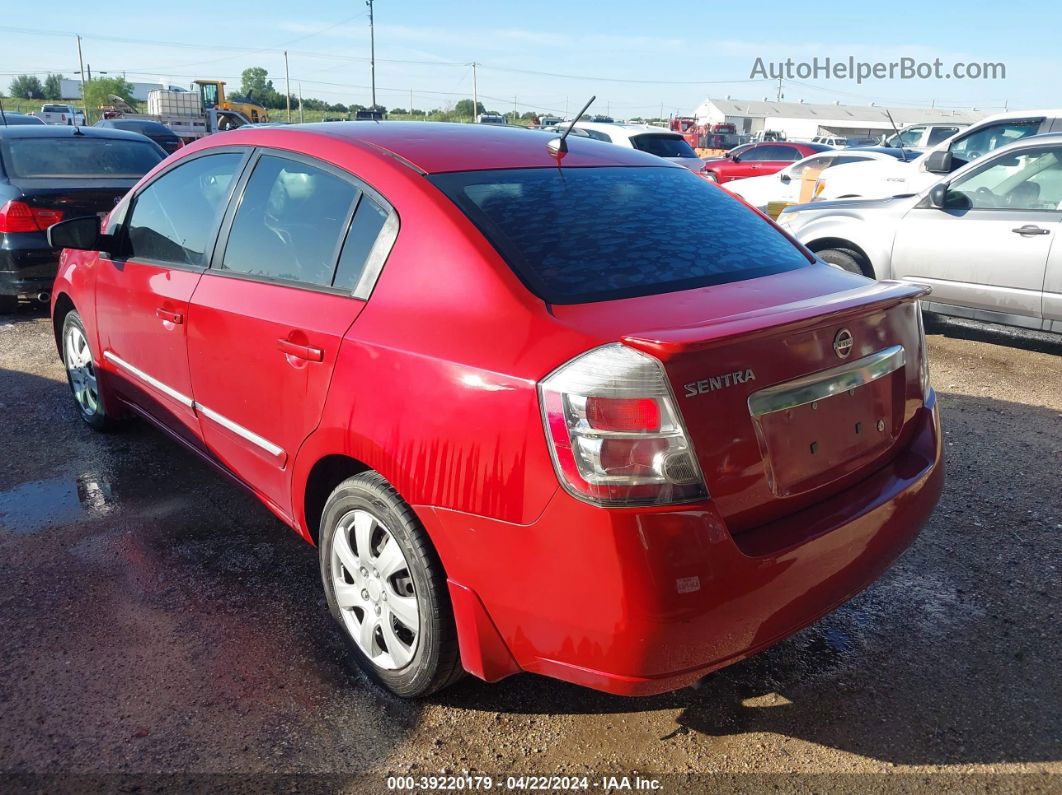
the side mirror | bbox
[47,216,108,251]
[927,183,947,208]
[779,172,792,184]
[924,150,953,174]
[731,154,742,163]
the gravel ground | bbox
[0,306,1059,792]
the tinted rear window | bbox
[629,134,698,159]
[0,137,163,178]
[431,166,811,303]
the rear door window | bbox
[126,152,243,266]
[219,154,359,287]
[431,166,811,303]
[629,134,698,158]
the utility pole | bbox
[513,95,517,123]
[776,76,783,101]
[298,82,304,123]
[87,64,92,82]
[367,0,376,109]
[470,62,478,122]
[409,88,413,115]
[284,51,291,122]
[76,35,86,98]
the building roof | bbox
[698,98,990,126]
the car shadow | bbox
[435,390,1061,767]
[0,300,51,326]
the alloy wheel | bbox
[64,323,100,418]
[330,509,420,670]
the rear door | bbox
[891,143,1062,318]
[186,150,396,517]
[95,149,247,444]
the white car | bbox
[571,122,706,173]
[777,134,1062,334]
[725,148,908,211]
[814,110,1062,201]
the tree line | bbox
[5,66,519,121]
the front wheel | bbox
[61,310,119,431]
[703,171,719,182]
[319,472,462,697]
[818,248,871,277]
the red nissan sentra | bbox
[48,122,943,697]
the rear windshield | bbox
[629,134,698,159]
[431,166,811,303]
[0,137,163,178]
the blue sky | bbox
[2,1,1059,116]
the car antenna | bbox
[883,109,908,162]
[548,95,596,157]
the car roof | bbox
[98,118,174,132]
[0,124,155,142]
[572,121,681,141]
[208,121,680,173]
[0,112,45,125]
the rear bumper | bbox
[426,392,943,696]
[0,234,60,297]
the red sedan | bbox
[47,123,942,697]
[704,141,833,183]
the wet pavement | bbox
[0,306,1059,789]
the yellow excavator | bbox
[193,80,270,124]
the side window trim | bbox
[209,146,399,298]
[115,146,253,271]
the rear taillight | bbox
[0,200,64,234]
[539,344,708,506]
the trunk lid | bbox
[10,178,136,222]
[551,266,929,531]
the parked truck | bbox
[99,90,250,142]
[31,103,86,126]
[669,117,740,156]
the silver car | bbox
[777,133,1062,334]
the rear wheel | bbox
[61,311,119,431]
[818,248,871,277]
[319,471,462,697]
[0,295,17,314]
[704,171,719,182]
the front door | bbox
[186,151,392,518]
[94,150,246,444]
[891,143,1062,319]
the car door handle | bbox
[1011,225,1051,236]
[276,338,324,362]
[155,308,183,324]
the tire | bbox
[319,472,462,697]
[61,310,119,432]
[704,172,719,182]
[0,294,17,314]
[818,248,870,277]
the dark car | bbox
[0,111,46,126]
[94,119,183,154]
[0,125,165,312]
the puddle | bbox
[0,475,114,533]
